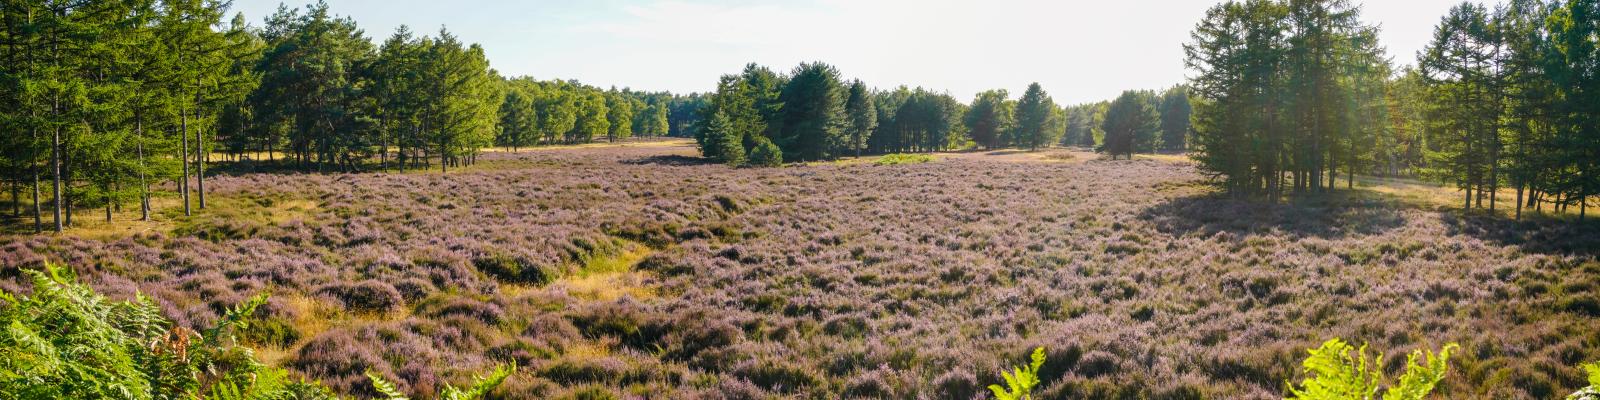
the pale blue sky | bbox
[227,0,1465,104]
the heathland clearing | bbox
[4,139,1596,398]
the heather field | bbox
[3,140,1598,399]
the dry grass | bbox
[1132,152,1196,164]
[557,242,658,301]
[0,193,319,240]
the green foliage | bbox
[367,362,515,400]
[1013,83,1058,150]
[1285,338,1457,400]
[843,80,878,157]
[777,62,847,162]
[0,262,330,400]
[1570,362,1600,400]
[988,346,1046,400]
[701,110,746,166]
[748,137,784,167]
[1159,86,1193,151]
[1102,90,1162,159]
[875,153,933,166]
[965,89,1015,150]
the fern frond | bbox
[988,346,1046,400]
[205,293,270,346]
[1286,338,1381,400]
[366,369,410,400]
[1384,343,1457,400]
[1584,362,1600,388]
[451,362,515,400]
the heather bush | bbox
[4,143,1596,398]
[316,279,405,314]
[418,296,506,325]
[474,252,555,285]
[732,355,825,394]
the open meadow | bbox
[4,139,1597,399]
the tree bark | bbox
[180,102,191,216]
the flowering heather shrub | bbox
[3,143,1598,398]
[315,279,404,314]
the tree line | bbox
[1185,0,1598,220]
[1061,86,1193,160]
[691,63,1198,166]
[0,1,701,233]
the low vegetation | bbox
[4,144,1596,398]
[875,153,935,166]
[1285,339,1456,400]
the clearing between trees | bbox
[3,140,1596,399]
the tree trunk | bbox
[32,165,41,233]
[1514,182,1524,220]
[196,105,206,210]
[51,124,62,233]
[136,110,150,221]
[180,103,191,216]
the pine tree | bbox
[843,80,876,157]
[497,80,539,152]
[1103,90,1160,159]
[965,89,1013,150]
[1013,83,1057,150]
[1159,86,1193,151]
[777,62,845,161]
[1419,2,1502,210]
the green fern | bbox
[1568,362,1600,400]
[0,261,335,400]
[1384,343,1457,400]
[366,369,410,400]
[1286,338,1456,400]
[988,347,1046,400]
[367,363,515,400]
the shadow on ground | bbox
[1440,212,1600,258]
[1142,188,1600,258]
[1139,191,1407,239]
[621,154,714,166]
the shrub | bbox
[474,253,555,285]
[1286,338,1457,400]
[733,356,824,394]
[989,347,1047,400]
[538,355,627,385]
[418,296,506,325]
[933,368,980,400]
[316,280,404,314]
[876,153,933,165]
[748,137,783,167]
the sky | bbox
[227,0,1464,104]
